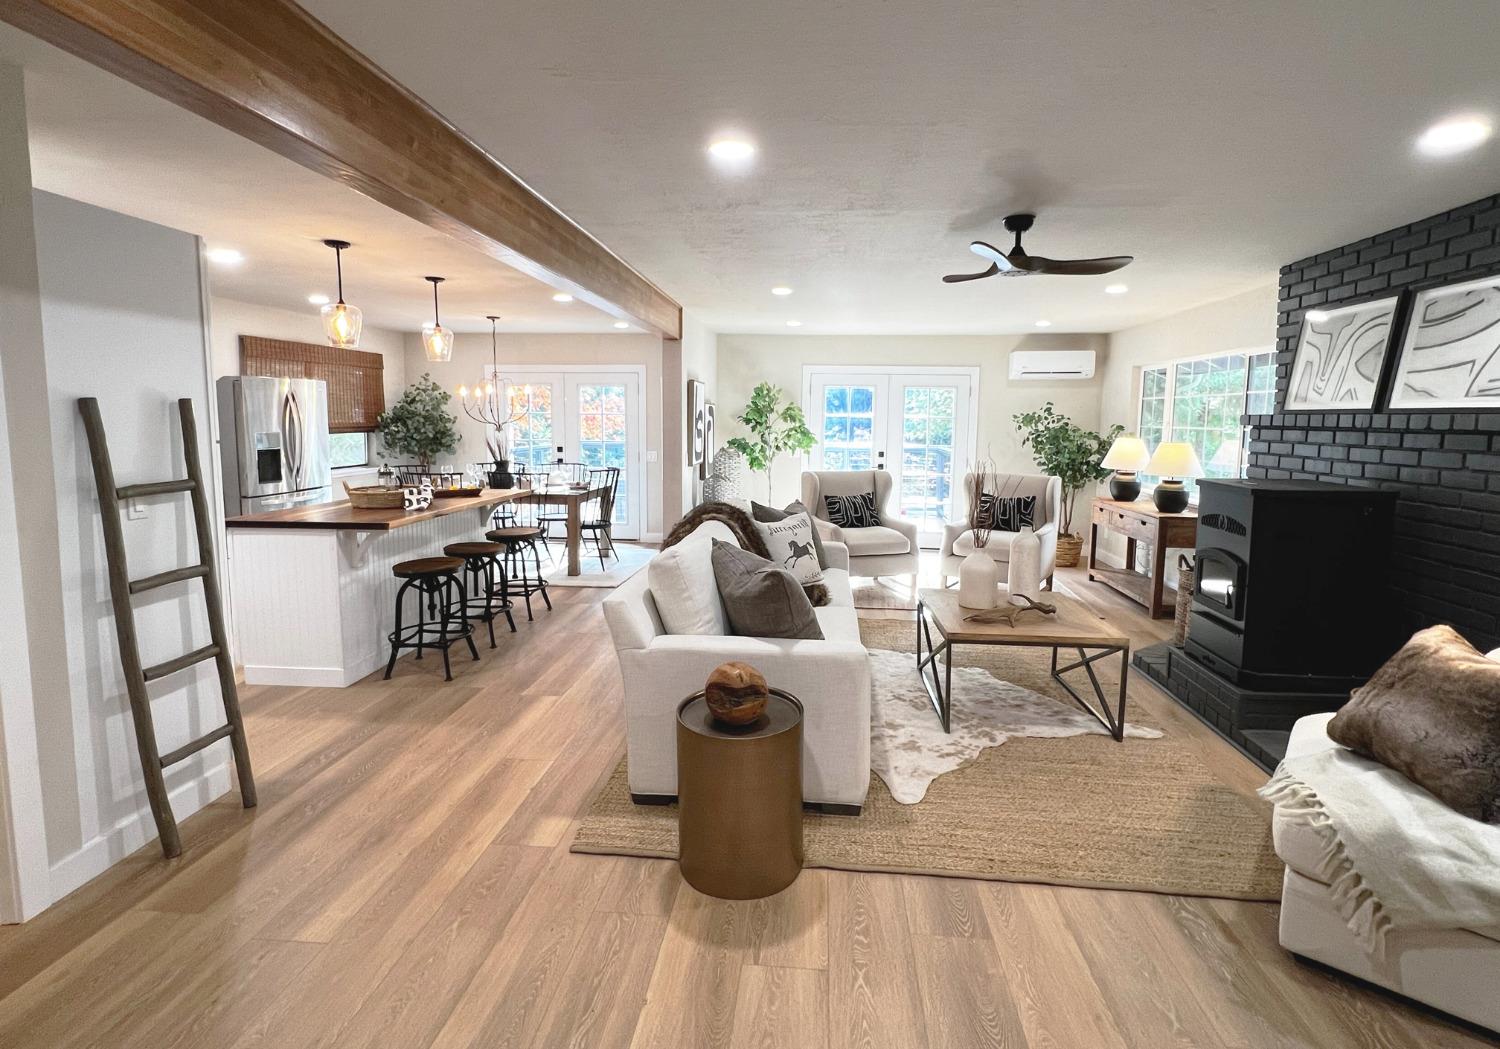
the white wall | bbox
[716,332,1106,519]
[405,331,667,537]
[31,191,229,897]
[678,311,718,518]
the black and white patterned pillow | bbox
[823,491,880,528]
[977,493,1037,532]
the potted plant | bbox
[485,421,515,489]
[377,373,461,470]
[725,382,817,501]
[1012,402,1123,568]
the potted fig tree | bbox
[1012,402,1123,568]
[377,373,461,470]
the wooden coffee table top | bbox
[917,588,1129,648]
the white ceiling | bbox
[287,0,1500,335]
[0,27,631,335]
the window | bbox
[1137,350,1275,500]
[820,385,876,470]
[898,385,958,532]
[328,432,370,469]
[506,382,555,471]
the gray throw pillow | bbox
[751,499,829,569]
[710,540,824,640]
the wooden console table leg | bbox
[1088,520,1099,576]
[1149,533,1168,618]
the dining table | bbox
[523,483,610,576]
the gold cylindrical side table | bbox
[676,688,804,900]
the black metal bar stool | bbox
[443,540,516,646]
[485,525,552,621]
[383,556,480,681]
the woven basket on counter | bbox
[342,481,405,509]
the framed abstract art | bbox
[1388,273,1500,410]
[688,379,706,466]
[1284,295,1401,411]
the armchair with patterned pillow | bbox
[940,472,1062,589]
[800,469,920,596]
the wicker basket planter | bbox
[1055,532,1084,568]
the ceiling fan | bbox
[943,213,1133,283]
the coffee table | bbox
[915,587,1132,739]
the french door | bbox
[804,367,977,546]
[492,366,645,540]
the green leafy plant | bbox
[1012,402,1123,536]
[377,373,461,468]
[726,382,817,499]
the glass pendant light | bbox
[319,239,363,348]
[422,275,453,362]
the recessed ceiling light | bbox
[1034,319,1052,328]
[206,247,244,266]
[1306,309,1330,323]
[786,320,802,327]
[1416,116,1492,157]
[1104,284,1128,295]
[771,285,793,296]
[552,292,574,303]
[708,137,756,161]
[307,292,330,305]
[613,321,630,329]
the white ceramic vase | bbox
[958,549,1000,609]
[1007,527,1042,606]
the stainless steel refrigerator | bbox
[217,376,332,515]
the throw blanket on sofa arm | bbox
[664,502,830,606]
[1260,748,1500,956]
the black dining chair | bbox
[538,460,588,550]
[579,466,620,571]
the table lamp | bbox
[1145,441,1203,513]
[1100,435,1151,501]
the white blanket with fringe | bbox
[1260,744,1500,955]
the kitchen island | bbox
[226,488,525,686]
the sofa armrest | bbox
[822,540,850,571]
[940,522,968,558]
[813,517,846,544]
[885,515,920,551]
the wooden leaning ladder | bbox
[78,397,256,858]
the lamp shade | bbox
[321,300,362,348]
[1146,441,1204,479]
[1101,435,1151,472]
[422,322,453,362]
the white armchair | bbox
[940,473,1063,589]
[801,469,920,595]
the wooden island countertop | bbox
[225,488,526,532]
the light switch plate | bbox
[126,499,147,521]
[646,450,658,463]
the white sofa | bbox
[801,470,920,596]
[939,472,1062,588]
[1271,712,1500,1032]
[602,520,872,814]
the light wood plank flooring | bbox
[0,556,1490,1048]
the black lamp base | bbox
[1152,480,1190,514]
[1109,473,1142,502]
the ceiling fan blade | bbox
[942,262,1000,283]
[1021,254,1134,276]
[968,241,1017,271]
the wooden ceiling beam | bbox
[1,0,682,338]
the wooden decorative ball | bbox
[704,661,770,726]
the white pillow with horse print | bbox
[753,512,825,586]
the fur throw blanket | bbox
[665,502,830,606]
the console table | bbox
[1088,498,1198,619]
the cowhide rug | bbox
[868,647,1163,803]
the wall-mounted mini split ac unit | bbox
[1008,349,1096,381]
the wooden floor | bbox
[0,556,1489,1049]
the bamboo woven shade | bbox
[239,336,385,433]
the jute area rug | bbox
[572,619,1283,900]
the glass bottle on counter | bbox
[377,462,395,488]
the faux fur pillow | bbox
[1328,624,1500,824]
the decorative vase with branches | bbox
[1012,402,1122,566]
[377,373,461,469]
[725,382,817,501]
[958,458,1001,609]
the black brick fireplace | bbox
[1135,191,1500,768]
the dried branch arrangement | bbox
[966,457,996,548]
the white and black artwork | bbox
[688,379,706,466]
[1285,295,1400,411]
[699,403,716,480]
[1389,274,1500,410]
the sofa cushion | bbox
[953,529,1020,562]
[820,568,853,607]
[752,512,825,586]
[752,499,830,569]
[841,525,911,557]
[647,535,727,635]
[711,540,823,640]
[977,493,1037,532]
[1328,624,1500,824]
[823,491,880,529]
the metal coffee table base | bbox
[915,609,1130,740]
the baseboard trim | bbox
[48,760,232,903]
